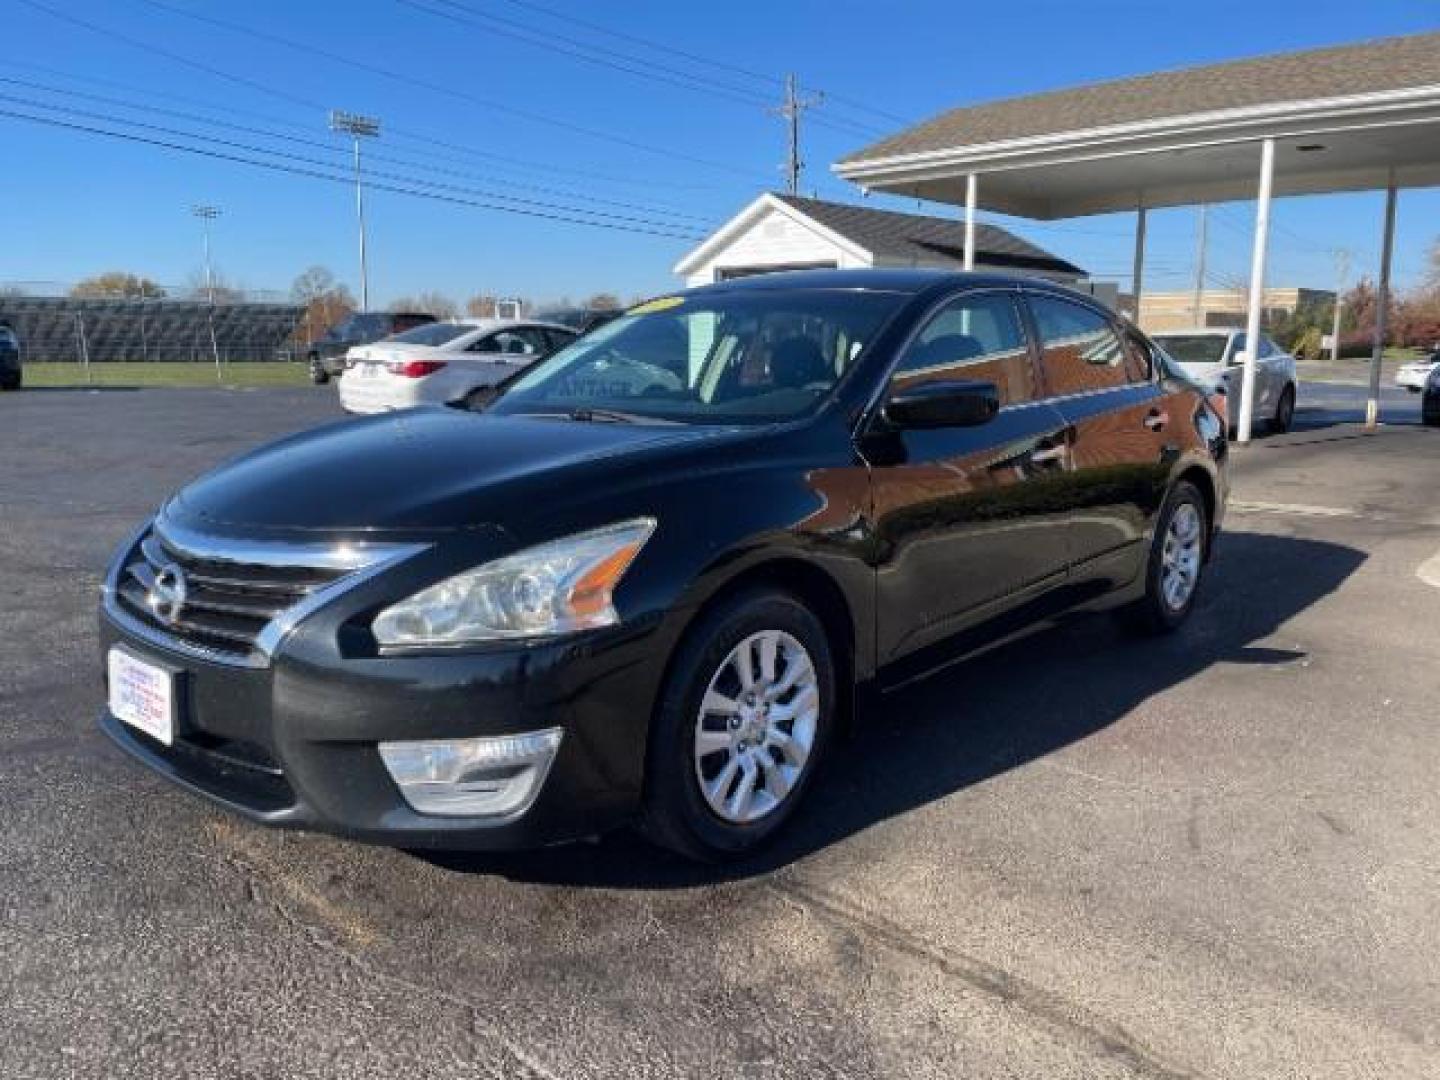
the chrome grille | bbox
[115,526,347,658]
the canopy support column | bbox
[1237,137,1275,445]
[1130,205,1148,322]
[1367,178,1398,429]
[963,173,978,272]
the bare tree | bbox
[290,266,356,345]
[465,293,499,318]
[390,292,458,320]
[71,272,167,299]
[585,292,623,311]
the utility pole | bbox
[329,109,380,310]
[192,204,220,304]
[191,204,222,378]
[1191,204,1208,325]
[1330,248,1350,363]
[770,74,823,195]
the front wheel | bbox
[641,589,835,862]
[1117,480,1208,635]
[1270,384,1296,433]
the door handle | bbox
[1143,408,1169,432]
[1029,442,1068,466]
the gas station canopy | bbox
[832,31,1440,442]
[834,32,1440,218]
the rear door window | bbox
[891,291,1034,406]
[1027,294,1132,396]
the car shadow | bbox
[417,530,1364,889]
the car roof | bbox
[457,318,577,332]
[679,267,1046,297]
[1152,327,1240,337]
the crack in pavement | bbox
[205,820,563,1080]
[770,878,1205,1080]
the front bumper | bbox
[97,567,669,850]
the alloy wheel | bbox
[1161,502,1203,611]
[692,630,819,825]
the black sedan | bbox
[1424,361,1440,426]
[98,270,1227,861]
[0,321,20,390]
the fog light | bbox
[378,728,562,818]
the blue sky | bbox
[1,0,1436,307]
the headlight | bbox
[372,518,656,646]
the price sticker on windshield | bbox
[628,296,685,315]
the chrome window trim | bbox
[153,510,407,571]
[102,518,429,669]
[855,283,1027,435]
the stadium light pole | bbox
[191,204,222,378]
[329,110,380,311]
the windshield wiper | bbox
[514,408,679,425]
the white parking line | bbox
[1231,500,1440,529]
[1230,500,1359,518]
[1419,552,1440,591]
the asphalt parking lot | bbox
[3,383,1437,1079]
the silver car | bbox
[1152,328,1298,434]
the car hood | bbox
[170,407,740,533]
[1174,361,1231,389]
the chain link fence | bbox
[0,289,305,364]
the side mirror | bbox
[882,379,999,429]
[1230,349,1253,367]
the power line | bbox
[488,0,915,127]
[0,72,713,224]
[0,106,707,242]
[123,0,773,180]
[402,0,886,139]
[0,90,708,236]
[0,57,729,194]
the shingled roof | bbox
[841,31,1440,165]
[771,194,1084,275]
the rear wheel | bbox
[0,372,19,391]
[1270,384,1295,433]
[308,354,329,385]
[641,589,834,862]
[1117,480,1208,635]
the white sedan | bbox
[337,319,578,414]
[1151,328,1299,434]
[1396,355,1439,393]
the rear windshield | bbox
[386,322,472,347]
[489,289,905,425]
[1152,335,1229,366]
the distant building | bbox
[1134,287,1334,333]
[676,192,1089,287]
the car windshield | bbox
[488,289,905,425]
[385,322,472,347]
[1152,334,1230,366]
[324,312,390,342]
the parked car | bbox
[1423,362,1440,426]
[336,319,577,414]
[534,306,625,335]
[97,270,1227,861]
[0,321,19,390]
[306,311,436,384]
[1396,351,1440,393]
[1151,328,1298,434]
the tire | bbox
[1269,384,1295,434]
[308,354,329,385]
[1116,480,1208,636]
[640,588,835,862]
[0,374,19,391]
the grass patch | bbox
[23,361,311,389]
